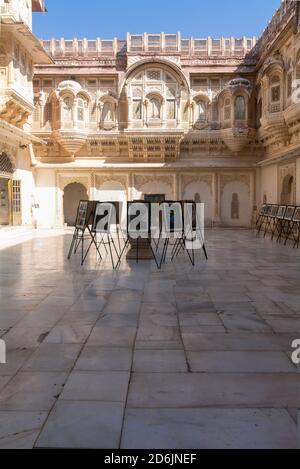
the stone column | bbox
[296,156,300,204]
[213,172,221,226]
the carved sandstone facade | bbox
[1,0,300,228]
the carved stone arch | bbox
[99,94,118,106]
[220,174,251,196]
[193,92,211,105]
[77,90,91,103]
[0,44,8,67]
[217,89,232,107]
[95,174,128,190]
[58,89,76,101]
[258,52,285,81]
[120,59,190,95]
[57,80,83,96]
[145,91,164,103]
[134,174,174,192]
[181,174,213,194]
[59,175,90,192]
[98,95,118,129]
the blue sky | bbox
[33,0,281,40]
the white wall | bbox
[35,169,57,228]
[132,181,174,201]
[183,181,213,225]
[221,181,251,227]
[94,181,127,227]
[14,148,35,226]
[260,165,278,204]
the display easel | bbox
[81,201,123,269]
[170,201,208,264]
[117,201,160,268]
[67,200,101,265]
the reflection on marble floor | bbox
[0,229,299,448]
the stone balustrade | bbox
[40,34,257,59]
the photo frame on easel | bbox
[75,200,89,229]
[284,206,295,221]
[293,207,300,222]
[276,205,286,219]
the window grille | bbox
[0,153,14,175]
[12,181,21,214]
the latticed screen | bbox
[0,153,14,174]
[12,180,21,214]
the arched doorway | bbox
[281,175,294,205]
[63,182,88,226]
[0,152,15,226]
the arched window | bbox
[194,193,201,203]
[281,175,294,205]
[234,95,246,120]
[231,193,240,219]
[77,98,85,121]
[224,98,231,121]
[270,75,281,103]
[62,97,73,121]
[257,99,262,128]
[44,101,52,126]
[149,97,161,119]
[133,99,142,120]
[167,100,176,119]
[33,97,40,123]
[103,101,113,122]
[197,101,206,122]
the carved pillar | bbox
[296,157,300,204]
[213,172,220,225]
[174,173,180,200]
[128,172,134,201]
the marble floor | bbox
[0,228,299,449]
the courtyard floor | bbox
[0,228,299,449]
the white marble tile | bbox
[35,401,124,449]
[45,325,92,344]
[75,347,132,371]
[0,372,68,411]
[87,326,136,347]
[121,408,298,449]
[133,350,187,373]
[60,371,129,402]
[22,344,82,371]
[127,373,300,408]
[0,411,47,449]
[187,351,296,373]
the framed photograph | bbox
[284,206,295,221]
[75,200,89,229]
[92,202,117,233]
[276,205,286,219]
[293,207,300,222]
[259,204,267,215]
[270,205,279,217]
[127,201,151,236]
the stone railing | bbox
[40,34,257,59]
[249,0,296,60]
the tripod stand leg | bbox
[148,239,160,269]
[116,238,130,269]
[81,239,94,266]
[202,243,208,260]
[67,229,78,260]
[107,234,115,270]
